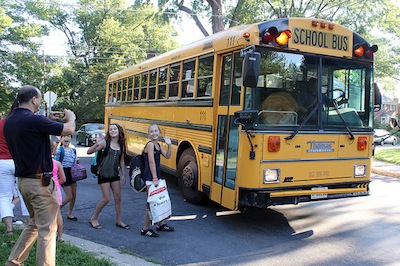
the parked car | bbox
[76,123,105,146]
[373,129,397,145]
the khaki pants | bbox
[6,177,59,266]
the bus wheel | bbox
[177,149,204,204]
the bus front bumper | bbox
[238,182,369,208]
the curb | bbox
[62,234,157,266]
[371,167,400,178]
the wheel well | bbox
[177,141,195,167]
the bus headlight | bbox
[263,168,280,183]
[354,164,367,177]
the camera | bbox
[42,172,53,186]
[54,111,65,118]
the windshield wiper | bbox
[285,103,319,140]
[285,98,354,140]
[326,98,354,140]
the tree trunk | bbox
[207,0,224,33]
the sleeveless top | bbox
[143,142,161,182]
[0,118,12,160]
[98,148,121,178]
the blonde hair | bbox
[148,124,161,134]
[50,140,57,155]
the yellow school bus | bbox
[105,17,381,210]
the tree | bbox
[0,0,49,115]
[26,0,179,121]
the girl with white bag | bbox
[141,124,173,237]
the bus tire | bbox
[177,149,204,204]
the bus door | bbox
[211,52,243,210]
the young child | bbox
[54,135,78,221]
[87,123,128,230]
[51,141,66,242]
[141,124,173,237]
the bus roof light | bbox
[261,27,278,44]
[243,32,251,41]
[268,136,280,152]
[328,24,335,30]
[312,20,319,27]
[275,30,292,46]
[353,44,365,57]
[320,22,327,28]
[357,137,367,150]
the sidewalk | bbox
[371,158,400,178]
[62,234,157,266]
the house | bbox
[375,94,398,124]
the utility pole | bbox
[42,49,48,115]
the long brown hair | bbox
[105,123,126,154]
[6,99,19,117]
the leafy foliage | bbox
[0,0,49,115]
[24,0,178,121]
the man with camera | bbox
[4,85,76,266]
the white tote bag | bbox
[147,179,172,225]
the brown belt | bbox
[23,173,44,179]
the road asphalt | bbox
[9,159,399,266]
[58,159,400,266]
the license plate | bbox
[311,187,328,199]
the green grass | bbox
[0,225,114,266]
[374,148,400,165]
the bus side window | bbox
[158,67,167,100]
[169,63,180,98]
[231,53,242,106]
[197,54,214,98]
[117,80,123,102]
[140,72,148,101]
[181,60,195,98]
[127,76,133,101]
[122,78,127,102]
[133,75,140,101]
[148,69,157,100]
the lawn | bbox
[374,148,400,165]
[0,225,114,266]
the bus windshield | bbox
[244,49,373,130]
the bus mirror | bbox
[234,110,259,127]
[389,117,400,129]
[373,83,382,111]
[242,52,261,88]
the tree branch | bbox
[229,0,245,28]
[178,1,209,37]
